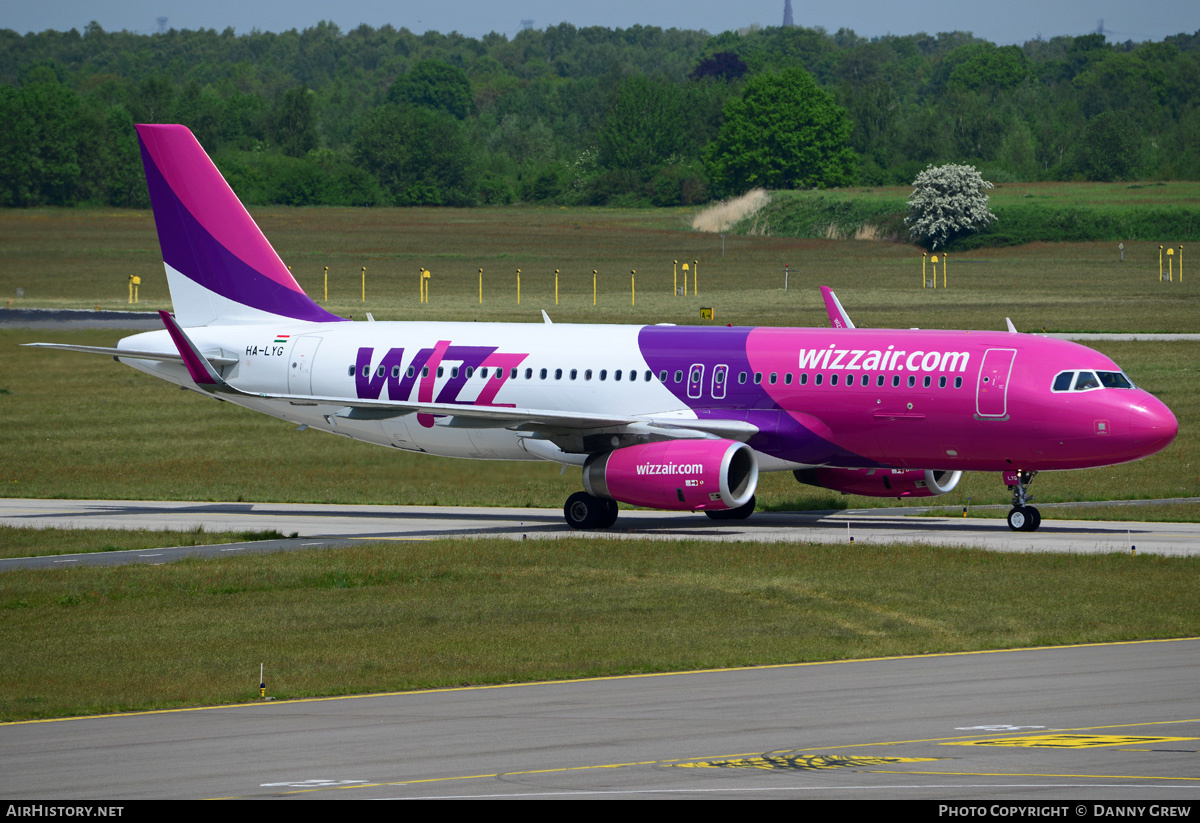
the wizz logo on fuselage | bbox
[354,343,529,425]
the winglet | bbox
[820,286,856,329]
[158,310,230,390]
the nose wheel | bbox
[1007,505,1041,532]
[1005,470,1041,532]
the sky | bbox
[4,0,1198,45]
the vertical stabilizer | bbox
[136,124,344,327]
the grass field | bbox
[2,204,1197,722]
[1,537,1197,721]
[2,205,1198,332]
[745,181,1200,251]
[0,526,293,560]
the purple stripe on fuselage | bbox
[139,140,343,324]
[637,326,875,467]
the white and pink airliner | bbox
[29,125,1178,532]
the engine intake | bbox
[793,468,962,498]
[583,439,758,511]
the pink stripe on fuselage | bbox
[136,124,304,295]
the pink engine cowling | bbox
[582,439,759,511]
[793,468,962,498]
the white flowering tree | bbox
[905,164,996,249]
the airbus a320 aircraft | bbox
[28,125,1178,532]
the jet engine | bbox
[583,439,758,511]
[793,468,962,498]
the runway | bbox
[1,639,1197,799]
[1,498,1198,571]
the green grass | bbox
[3,205,1200,332]
[743,183,1200,250]
[0,526,295,559]
[1,538,1197,721]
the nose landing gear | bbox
[1005,470,1041,531]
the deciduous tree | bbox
[704,67,856,195]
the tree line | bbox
[2,20,1198,208]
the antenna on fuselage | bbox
[1006,317,1018,333]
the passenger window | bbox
[659,370,667,381]
[600,369,607,381]
[861,375,869,387]
[615,370,622,381]
[540,368,548,380]
[510,368,518,379]
[907,375,915,388]
[954,377,962,389]
[569,369,577,380]
[769,373,778,384]
[437,367,444,378]
[831,374,839,386]
[876,375,884,387]
[362,366,371,377]
[554,368,562,380]
[451,366,459,378]
[422,366,430,377]
[629,370,637,382]
[938,376,947,388]
[347,366,354,377]
[923,376,931,388]
[585,369,592,380]
[815,374,823,386]
[524,368,533,379]
[738,372,747,384]
[674,370,683,383]
[800,373,808,385]
[645,370,652,382]
[754,372,763,384]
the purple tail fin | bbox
[136,124,343,327]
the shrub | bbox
[905,163,996,249]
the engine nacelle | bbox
[583,439,758,511]
[793,468,962,498]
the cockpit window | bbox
[1053,369,1135,392]
[1097,371,1134,389]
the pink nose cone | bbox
[1129,392,1178,458]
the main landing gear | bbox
[564,492,619,530]
[704,496,756,520]
[1005,470,1041,532]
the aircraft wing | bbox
[21,342,239,366]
